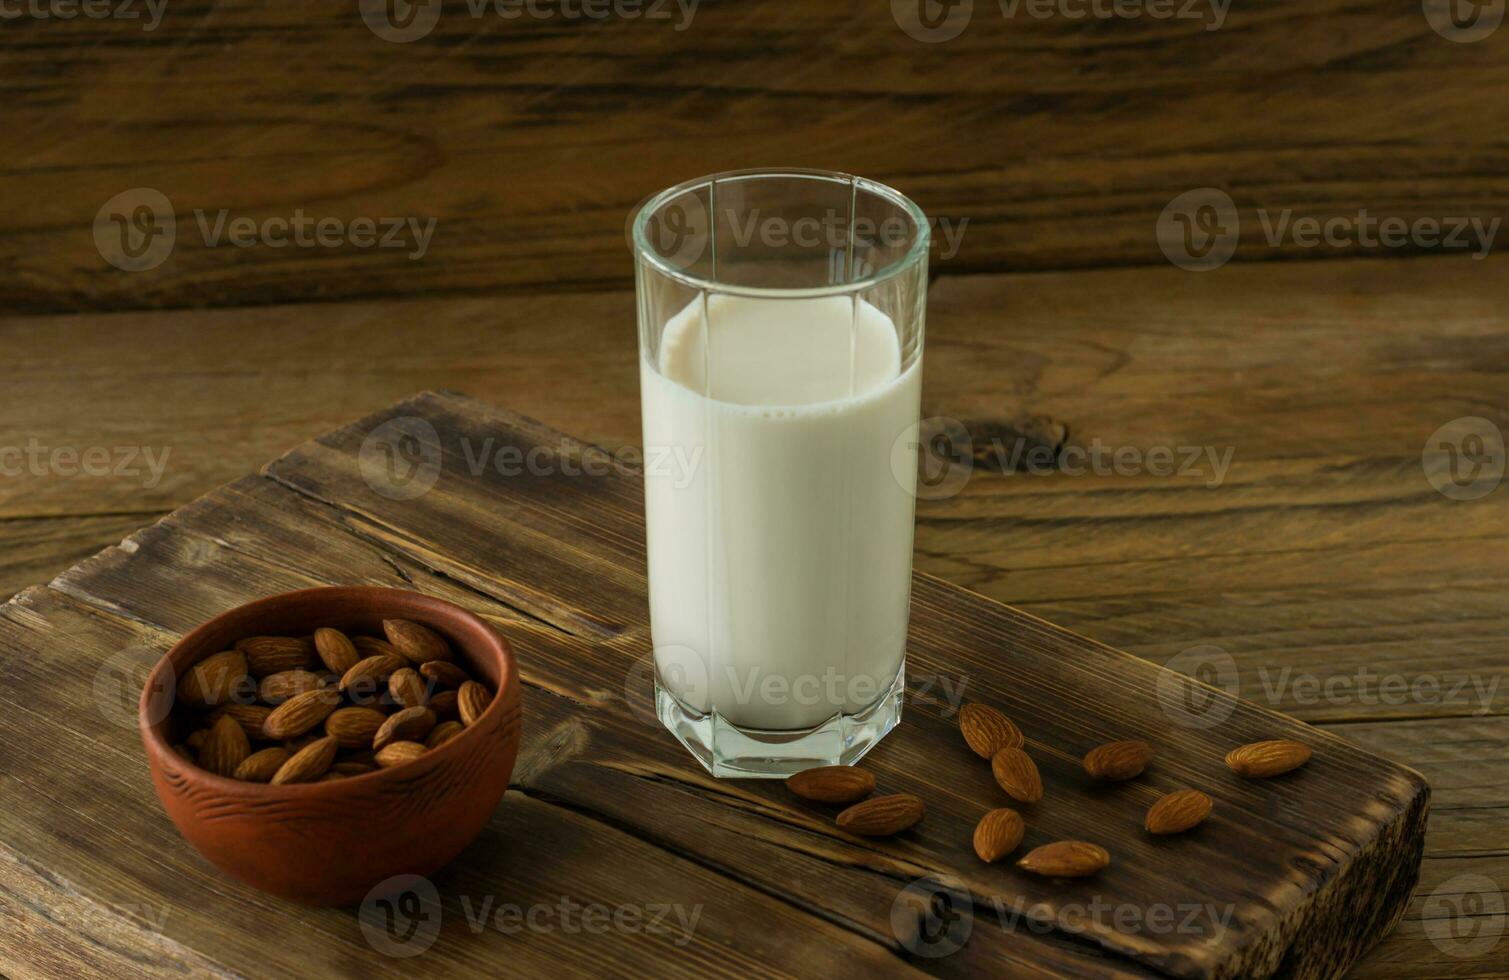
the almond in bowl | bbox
[139,587,521,906]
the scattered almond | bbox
[271,736,339,785]
[198,714,250,777]
[375,741,428,768]
[313,627,361,675]
[1145,789,1213,835]
[1083,740,1154,781]
[374,706,437,750]
[457,680,491,725]
[991,747,1043,803]
[262,688,341,740]
[234,747,292,783]
[786,766,876,804]
[1017,841,1110,878]
[973,808,1025,863]
[959,702,1024,758]
[835,794,925,836]
[325,706,388,749]
[1226,740,1312,778]
[383,619,451,664]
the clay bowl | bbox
[138,587,521,906]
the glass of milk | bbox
[632,169,928,777]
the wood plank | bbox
[0,513,162,603]
[23,392,1427,977]
[6,5,1509,312]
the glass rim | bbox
[630,168,931,299]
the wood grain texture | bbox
[0,393,1432,977]
[4,2,1508,312]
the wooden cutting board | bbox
[0,392,1427,979]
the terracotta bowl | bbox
[138,587,521,906]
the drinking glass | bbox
[632,169,929,777]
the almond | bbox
[234,747,291,783]
[339,653,407,694]
[352,635,399,658]
[1017,841,1110,878]
[313,627,361,675]
[959,702,1024,758]
[374,706,437,750]
[198,714,250,777]
[430,689,460,718]
[835,794,925,837]
[325,707,388,749]
[237,636,315,677]
[375,741,427,768]
[383,618,451,664]
[785,766,876,804]
[332,761,378,776]
[973,808,1025,863]
[389,667,429,709]
[419,661,471,689]
[184,729,208,751]
[258,669,329,705]
[262,688,341,740]
[426,720,465,749]
[1083,740,1154,781]
[1226,740,1311,778]
[178,650,249,707]
[1145,789,1213,835]
[271,735,338,784]
[991,747,1043,803]
[457,680,491,726]
[209,703,274,742]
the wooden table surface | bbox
[4,2,1508,976]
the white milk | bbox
[640,293,921,731]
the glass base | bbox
[655,665,904,778]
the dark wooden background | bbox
[2,1,1507,977]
